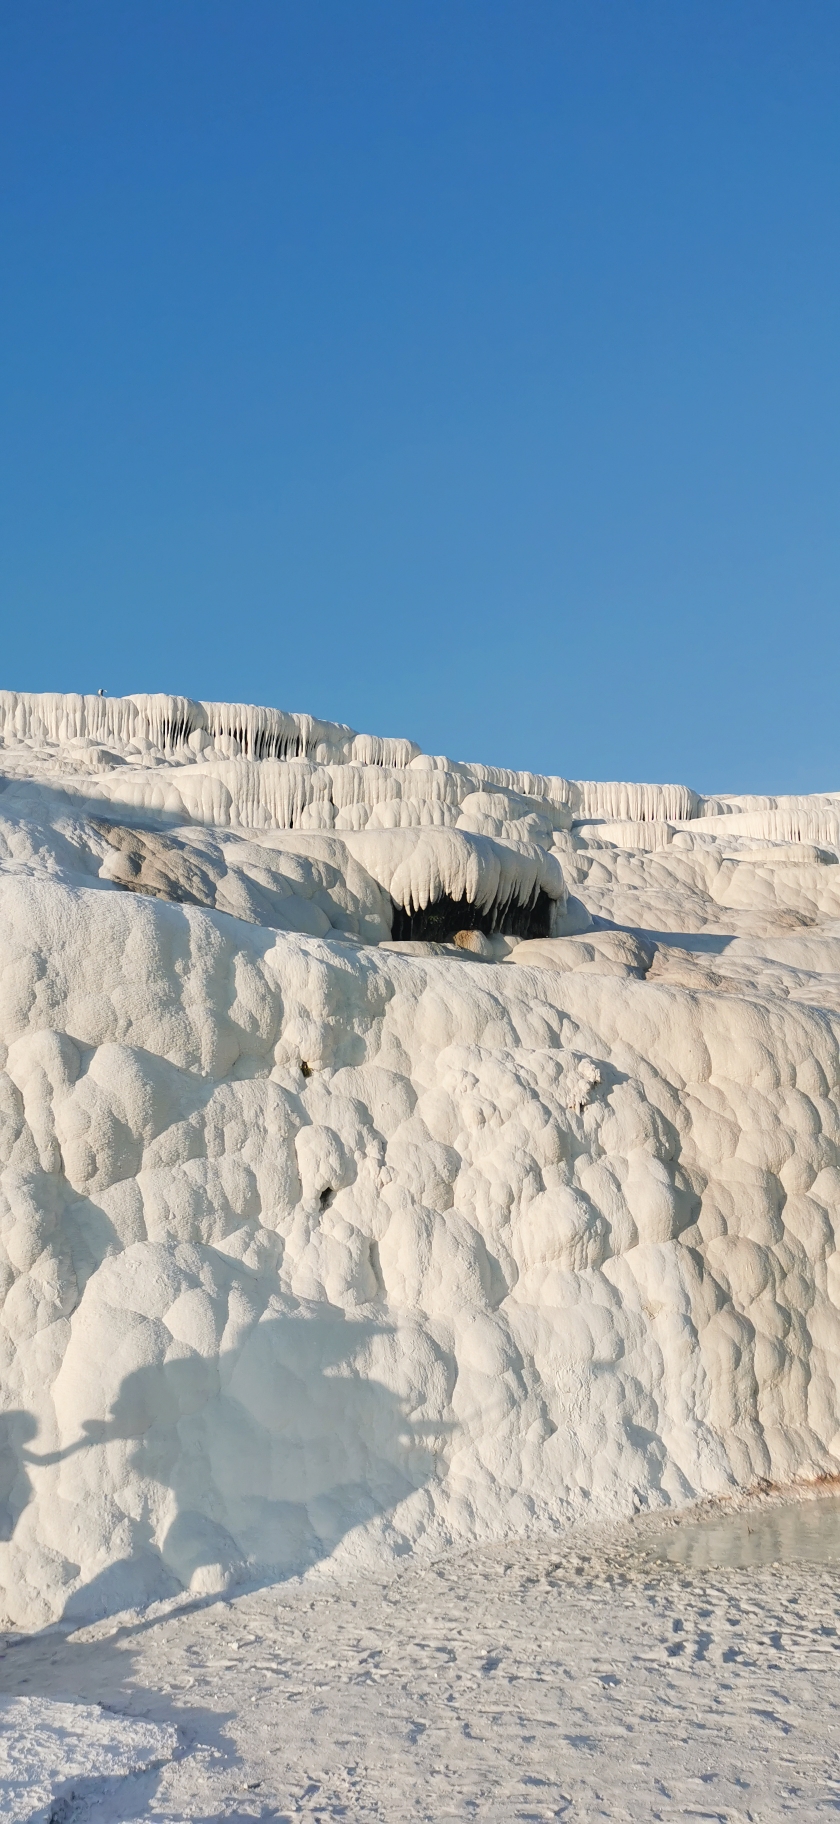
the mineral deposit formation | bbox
[1,690,839,1626]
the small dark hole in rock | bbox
[319,1187,335,1209]
[300,1061,312,1077]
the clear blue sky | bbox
[2,3,839,793]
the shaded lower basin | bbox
[645,1493,840,1569]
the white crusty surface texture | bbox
[3,1500,840,1820]
[1,692,840,1627]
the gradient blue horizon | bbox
[2,2,839,795]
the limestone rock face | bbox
[1,691,840,1625]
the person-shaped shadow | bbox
[0,1410,39,1544]
[23,1290,446,1623]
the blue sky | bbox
[1,2,839,793]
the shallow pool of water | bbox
[646,1492,840,1568]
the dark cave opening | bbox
[390,889,555,944]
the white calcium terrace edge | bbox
[0,692,838,1642]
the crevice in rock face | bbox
[390,888,555,943]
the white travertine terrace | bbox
[1,691,840,1626]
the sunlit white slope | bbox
[0,692,839,1626]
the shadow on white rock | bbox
[11,1287,446,1624]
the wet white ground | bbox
[3,1491,840,1822]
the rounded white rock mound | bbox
[0,693,839,1626]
